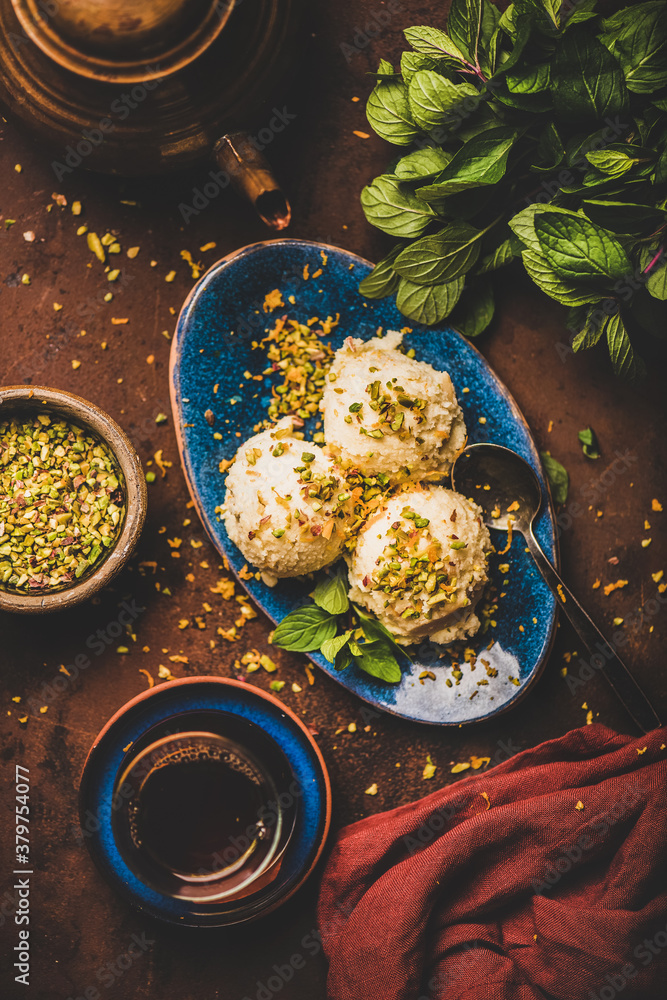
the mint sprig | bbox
[360,0,667,379]
[271,571,407,684]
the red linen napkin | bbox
[317,724,667,1000]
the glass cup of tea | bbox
[112,729,297,902]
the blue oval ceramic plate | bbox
[170,239,558,726]
[79,677,331,927]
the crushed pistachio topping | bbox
[259,314,339,422]
[0,414,126,592]
[350,377,428,440]
[363,504,461,619]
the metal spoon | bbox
[452,443,661,734]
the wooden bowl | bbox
[0,385,147,614]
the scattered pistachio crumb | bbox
[422,755,436,780]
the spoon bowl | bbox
[452,443,541,533]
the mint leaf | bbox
[534,214,633,285]
[599,2,667,94]
[358,248,401,299]
[578,426,600,459]
[552,30,629,123]
[393,222,483,284]
[506,62,550,94]
[540,452,569,504]
[532,122,565,173]
[415,126,520,198]
[404,25,468,64]
[521,0,560,31]
[606,313,646,380]
[311,571,349,615]
[353,644,403,684]
[570,303,607,351]
[639,243,667,300]
[447,0,482,65]
[354,605,406,658]
[366,77,420,146]
[394,147,453,181]
[581,200,667,236]
[495,6,535,76]
[521,248,603,306]
[478,0,501,76]
[585,148,636,177]
[476,238,516,274]
[375,58,397,77]
[407,71,479,131]
[400,51,451,82]
[493,85,552,114]
[272,605,337,652]
[562,0,597,29]
[321,631,353,665]
[647,258,667,300]
[450,278,495,336]
[361,175,437,238]
[508,203,580,252]
[655,144,667,185]
[396,275,464,324]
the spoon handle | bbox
[524,528,662,734]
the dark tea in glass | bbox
[113,726,298,902]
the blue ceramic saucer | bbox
[169,239,558,726]
[79,677,331,927]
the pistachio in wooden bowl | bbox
[0,386,146,613]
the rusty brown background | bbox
[1,1,666,998]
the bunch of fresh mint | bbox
[359,0,667,379]
[271,569,406,683]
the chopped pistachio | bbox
[86,232,105,261]
[0,414,126,593]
